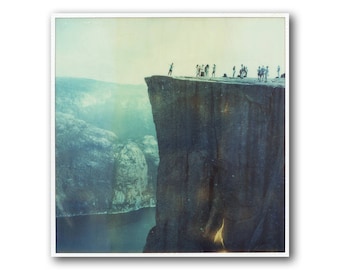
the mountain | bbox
[143,76,286,252]
[55,77,158,217]
[55,77,156,139]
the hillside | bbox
[55,77,158,216]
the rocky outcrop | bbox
[144,76,285,252]
[55,113,118,217]
[55,78,159,216]
[55,114,158,217]
[112,142,152,212]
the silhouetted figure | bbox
[264,66,269,82]
[233,66,236,77]
[239,64,247,78]
[205,64,209,77]
[257,66,261,81]
[212,64,216,77]
[259,65,265,81]
[277,65,280,78]
[168,63,174,76]
[239,64,244,78]
[196,65,200,77]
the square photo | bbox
[51,13,289,257]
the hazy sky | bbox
[55,15,287,85]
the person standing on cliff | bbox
[196,64,200,77]
[260,65,265,81]
[257,66,261,81]
[168,63,174,76]
[264,66,269,82]
[244,66,248,77]
[201,64,205,76]
[205,64,209,77]
[277,65,280,78]
[212,64,216,77]
[233,66,236,77]
[239,64,245,78]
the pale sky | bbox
[55,16,287,85]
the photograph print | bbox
[52,13,289,256]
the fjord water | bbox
[56,207,155,253]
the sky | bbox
[55,15,287,85]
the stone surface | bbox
[144,76,286,252]
[55,113,157,217]
[55,78,158,216]
[112,142,150,212]
[55,113,117,217]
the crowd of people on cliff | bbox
[257,66,269,82]
[257,65,283,82]
[195,64,216,77]
[167,63,283,82]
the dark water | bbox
[56,207,155,253]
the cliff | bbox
[55,113,158,217]
[55,78,159,217]
[144,76,286,252]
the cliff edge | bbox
[144,76,285,252]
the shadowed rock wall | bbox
[144,76,285,252]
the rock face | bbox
[55,113,118,217]
[140,135,159,194]
[144,76,285,252]
[112,142,149,212]
[56,113,158,217]
[55,78,158,217]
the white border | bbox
[50,15,56,257]
[53,12,288,18]
[51,13,289,258]
[284,14,290,258]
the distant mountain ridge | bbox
[55,77,156,139]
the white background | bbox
[0,0,339,269]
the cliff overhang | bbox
[144,75,286,253]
